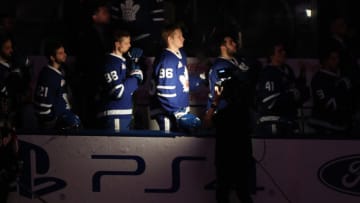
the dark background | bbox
[1,0,359,58]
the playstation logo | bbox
[13,140,67,199]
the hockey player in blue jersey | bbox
[0,33,32,128]
[96,30,143,131]
[149,23,201,133]
[255,42,309,136]
[34,40,81,130]
[309,48,353,135]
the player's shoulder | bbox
[38,66,62,81]
[259,64,277,75]
[211,57,230,68]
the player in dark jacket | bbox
[203,33,256,203]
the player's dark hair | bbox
[111,29,131,50]
[265,40,287,63]
[112,29,130,42]
[215,33,228,48]
[209,29,236,56]
[0,32,11,48]
[44,39,64,60]
[319,46,339,65]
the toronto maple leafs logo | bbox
[179,67,189,92]
[121,0,140,22]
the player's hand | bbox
[174,109,201,132]
[128,47,143,64]
[336,77,351,90]
[60,111,81,129]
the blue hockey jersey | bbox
[149,48,189,117]
[207,56,252,110]
[256,64,306,120]
[97,53,139,119]
[311,68,353,127]
[34,65,72,122]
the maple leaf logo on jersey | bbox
[179,68,189,92]
[120,0,140,22]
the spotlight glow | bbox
[305,9,312,18]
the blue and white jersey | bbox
[311,68,353,126]
[34,65,71,122]
[97,53,139,119]
[150,48,189,117]
[256,64,300,120]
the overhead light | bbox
[305,8,312,18]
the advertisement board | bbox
[8,134,360,203]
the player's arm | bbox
[207,66,221,107]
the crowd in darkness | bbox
[0,0,358,58]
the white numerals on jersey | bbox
[37,86,48,97]
[265,81,275,91]
[105,71,119,83]
[159,68,173,78]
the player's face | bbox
[223,37,237,56]
[54,46,67,64]
[326,51,340,71]
[0,39,13,60]
[332,18,347,36]
[271,44,286,64]
[169,29,184,49]
[118,36,131,54]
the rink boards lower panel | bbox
[8,132,360,203]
